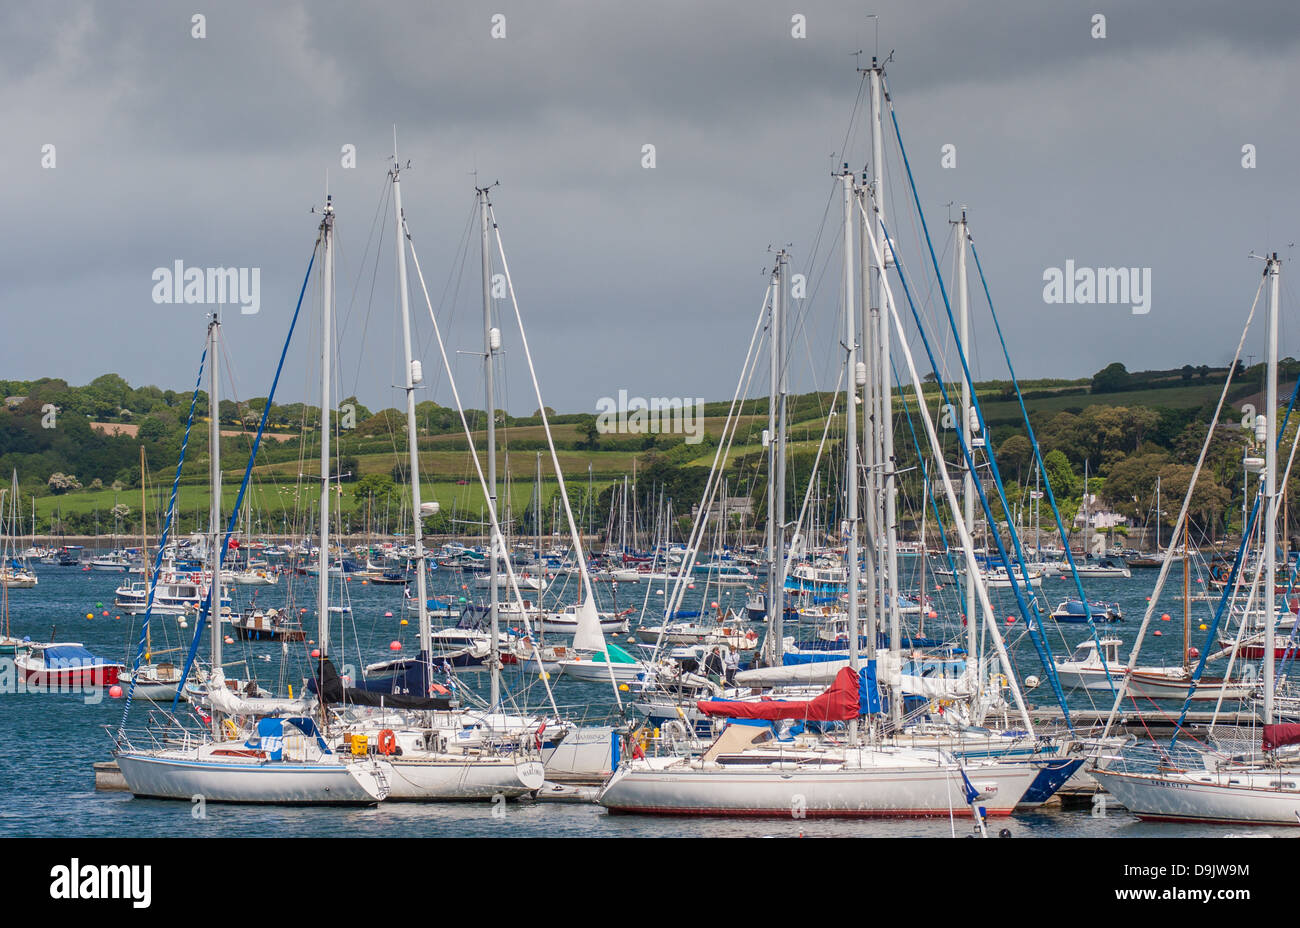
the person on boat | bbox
[703,648,724,685]
[724,647,739,685]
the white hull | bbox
[227,571,279,586]
[475,574,547,591]
[598,751,1037,817]
[541,726,617,782]
[981,573,1043,589]
[540,616,628,635]
[1071,567,1132,579]
[1126,671,1253,701]
[119,676,183,703]
[115,751,389,804]
[556,659,647,683]
[384,757,544,800]
[1091,766,1300,825]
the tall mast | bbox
[957,210,977,687]
[479,186,501,708]
[207,309,223,736]
[317,195,335,666]
[918,464,928,635]
[392,155,432,663]
[1182,516,1190,674]
[766,251,789,663]
[1034,458,1041,554]
[840,167,862,744]
[871,59,901,718]
[1264,253,1281,724]
[141,448,149,660]
[857,181,879,667]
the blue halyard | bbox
[171,244,319,713]
[117,342,208,734]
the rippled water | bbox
[0,557,1281,837]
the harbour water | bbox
[1,558,1290,838]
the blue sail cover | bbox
[246,717,285,760]
[860,662,882,715]
[306,651,437,699]
[244,716,331,759]
[43,645,112,668]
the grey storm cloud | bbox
[2,0,1299,417]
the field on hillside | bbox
[32,477,618,532]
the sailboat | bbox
[1092,253,1300,825]
[0,475,36,655]
[118,448,188,702]
[0,473,38,590]
[313,158,546,801]
[115,196,392,805]
[602,139,1041,817]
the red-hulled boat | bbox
[16,642,124,688]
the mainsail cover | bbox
[1263,723,1300,752]
[696,666,861,721]
[311,656,455,710]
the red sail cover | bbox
[1262,723,1300,752]
[696,667,860,721]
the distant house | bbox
[692,496,754,521]
[4,396,25,407]
[1075,492,1128,530]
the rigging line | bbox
[838,70,870,182]
[877,208,1068,725]
[793,195,851,415]
[1171,373,1300,743]
[339,172,394,406]
[117,337,210,736]
[967,235,1117,696]
[402,211,560,718]
[890,357,959,581]
[863,210,1037,733]
[1106,271,1266,740]
[172,240,320,713]
[415,198,478,423]
[879,110,1072,713]
[784,366,845,604]
[1206,508,1268,732]
[655,287,771,658]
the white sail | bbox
[572,593,609,654]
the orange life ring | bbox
[377,729,397,756]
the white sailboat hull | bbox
[598,753,1037,817]
[1091,766,1300,825]
[115,751,389,804]
[541,726,617,782]
[557,659,647,683]
[383,758,544,800]
[540,615,628,635]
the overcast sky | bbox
[3,1,1298,418]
